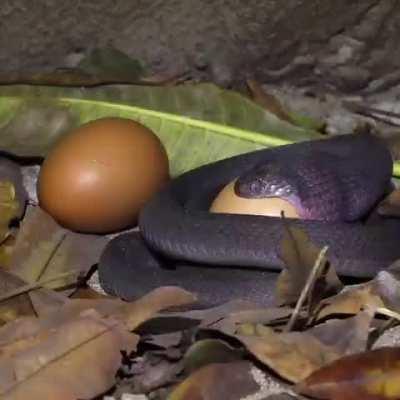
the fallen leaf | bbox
[28,289,68,316]
[247,79,294,123]
[377,189,400,217]
[119,286,197,331]
[0,309,137,400]
[0,182,21,241]
[0,268,68,324]
[277,223,342,307]
[309,310,374,355]
[236,325,341,382]
[296,347,400,400]
[70,286,112,300]
[0,269,37,324]
[10,206,107,291]
[0,286,195,399]
[183,339,243,374]
[0,233,17,269]
[168,361,266,400]
[0,100,78,156]
[207,306,293,336]
[0,157,27,220]
[166,299,259,326]
[0,83,322,163]
[0,48,146,87]
[0,162,27,265]
[315,282,384,321]
[127,354,184,394]
[77,47,145,81]
[374,264,400,312]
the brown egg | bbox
[210,179,300,218]
[37,117,169,233]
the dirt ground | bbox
[2,0,400,93]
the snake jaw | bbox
[234,162,296,200]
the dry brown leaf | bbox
[236,325,341,382]
[9,206,64,281]
[0,268,68,325]
[0,309,137,400]
[309,310,374,355]
[10,206,107,291]
[207,306,293,336]
[377,189,400,217]
[168,361,265,400]
[374,265,400,312]
[0,269,37,324]
[246,79,294,123]
[119,286,197,331]
[296,346,400,400]
[315,282,384,320]
[277,224,342,308]
[0,157,27,221]
[34,286,196,331]
[28,289,68,316]
[183,339,242,374]
[0,233,17,269]
[0,286,195,399]
[0,167,26,268]
[155,300,260,327]
[70,286,112,299]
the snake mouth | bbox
[207,177,303,219]
[232,174,308,218]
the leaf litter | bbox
[0,82,398,400]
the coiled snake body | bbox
[99,133,400,305]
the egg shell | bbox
[37,117,169,233]
[210,180,300,218]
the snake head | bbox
[234,162,296,200]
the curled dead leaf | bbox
[0,286,196,399]
[168,361,266,400]
[236,325,341,382]
[314,282,384,321]
[277,224,342,308]
[296,346,400,400]
[0,308,137,400]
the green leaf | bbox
[77,47,145,80]
[0,83,323,177]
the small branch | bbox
[284,245,329,332]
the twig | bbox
[343,101,400,127]
[0,270,79,302]
[284,245,329,332]
[375,307,400,322]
